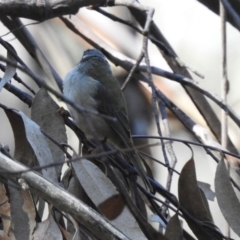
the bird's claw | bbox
[57,107,70,117]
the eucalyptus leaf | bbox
[31,88,67,180]
[5,109,58,184]
[178,158,220,239]
[215,159,240,237]
[8,187,36,240]
[33,206,63,240]
[0,42,17,91]
[165,214,183,240]
[72,158,147,240]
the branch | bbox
[60,16,240,131]
[0,152,129,240]
[0,17,63,91]
[0,0,105,21]
[129,7,239,155]
[3,82,33,107]
[0,55,115,122]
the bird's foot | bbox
[57,106,70,117]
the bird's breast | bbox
[63,70,111,141]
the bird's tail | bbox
[127,150,153,192]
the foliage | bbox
[0,0,240,239]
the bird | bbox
[63,49,152,191]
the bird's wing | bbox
[94,79,153,192]
[94,81,133,148]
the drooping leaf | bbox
[5,109,35,167]
[0,42,17,91]
[72,158,147,240]
[8,187,36,240]
[198,181,215,201]
[215,159,240,237]
[165,214,183,240]
[67,174,88,203]
[31,88,67,180]
[199,188,213,222]
[4,109,58,184]
[62,167,89,206]
[19,111,59,183]
[33,205,63,240]
[178,158,220,239]
[21,190,37,234]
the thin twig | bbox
[158,100,177,187]
[0,63,36,94]
[141,32,170,167]
[93,7,204,79]
[220,1,230,237]
[0,20,42,38]
[139,151,180,174]
[175,57,204,79]
[121,52,143,90]
[60,16,240,128]
[158,100,178,217]
[1,17,63,91]
[92,7,174,56]
[220,1,228,150]
[129,7,238,155]
[3,81,33,107]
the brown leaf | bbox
[21,190,36,235]
[98,194,125,220]
[165,214,183,240]
[0,184,10,234]
[8,187,36,240]
[215,159,240,237]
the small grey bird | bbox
[63,49,151,191]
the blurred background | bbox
[1,0,240,237]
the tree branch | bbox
[0,0,105,21]
[0,152,129,240]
